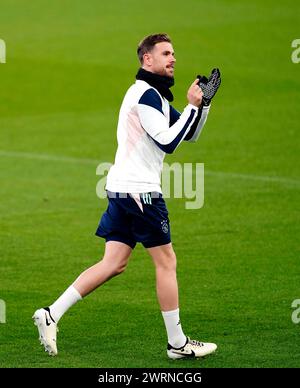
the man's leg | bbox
[73,240,132,297]
[50,240,133,321]
[33,241,132,355]
[147,242,217,359]
[147,243,179,312]
[147,243,186,348]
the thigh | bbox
[147,243,176,269]
[102,240,133,267]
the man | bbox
[33,33,221,359]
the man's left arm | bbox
[169,104,210,142]
[175,67,221,142]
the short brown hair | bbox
[137,33,172,64]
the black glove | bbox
[197,68,221,106]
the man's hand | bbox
[197,68,221,106]
[187,79,204,107]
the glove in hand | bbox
[197,68,221,106]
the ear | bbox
[143,52,152,66]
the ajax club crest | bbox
[161,220,169,234]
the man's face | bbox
[144,42,176,78]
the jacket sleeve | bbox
[184,104,210,142]
[137,88,198,154]
[170,104,210,143]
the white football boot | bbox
[167,336,217,359]
[32,307,58,356]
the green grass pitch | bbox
[0,0,299,368]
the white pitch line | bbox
[205,170,300,186]
[0,150,98,165]
[0,150,299,187]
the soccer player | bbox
[33,33,221,359]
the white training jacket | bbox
[106,79,210,193]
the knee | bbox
[107,257,128,276]
[156,252,177,272]
[113,261,127,276]
[101,255,129,277]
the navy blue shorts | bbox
[95,191,171,249]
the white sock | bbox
[161,308,187,348]
[48,285,82,322]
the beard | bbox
[155,65,174,78]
